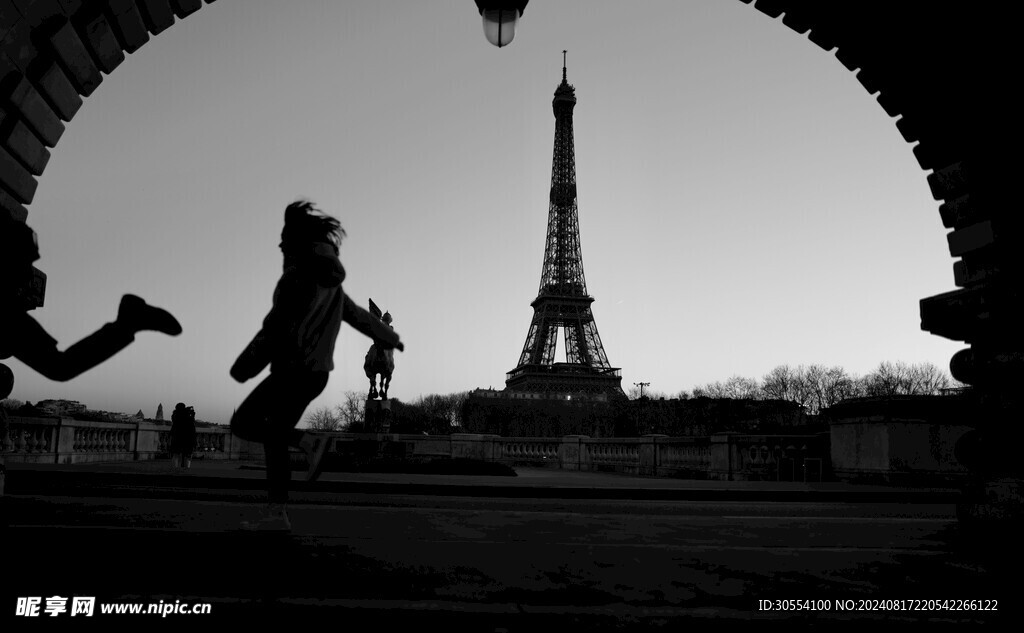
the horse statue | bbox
[363,298,395,400]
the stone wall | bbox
[825,396,973,486]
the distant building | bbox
[471,387,610,403]
[463,390,809,438]
[627,397,810,436]
[463,388,620,437]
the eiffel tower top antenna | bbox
[562,50,567,82]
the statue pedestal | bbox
[365,399,392,433]
[338,400,408,463]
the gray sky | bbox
[9,0,961,423]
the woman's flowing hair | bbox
[282,200,346,250]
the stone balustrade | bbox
[3,416,260,465]
[3,415,831,481]
[723,434,830,482]
[497,437,560,463]
[385,431,828,481]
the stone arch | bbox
[1,1,215,216]
[0,0,1015,393]
[735,1,1016,396]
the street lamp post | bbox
[633,382,651,435]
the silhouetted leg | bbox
[15,323,134,382]
[10,295,180,382]
[231,371,328,504]
[268,372,329,503]
[264,428,292,505]
[230,375,276,444]
[233,377,294,504]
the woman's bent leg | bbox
[233,372,328,504]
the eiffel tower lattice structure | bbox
[506,53,624,399]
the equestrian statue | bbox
[363,298,395,400]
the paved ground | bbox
[2,459,1016,628]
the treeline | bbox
[301,361,963,437]
[304,390,472,435]
[633,362,961,415]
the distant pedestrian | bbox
[230,200,403,531]
[169,403,197,470]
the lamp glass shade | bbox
[481,9,519,47]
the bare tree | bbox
[760,365,816,413]
[824,365,863,405]
[692,382,727,398]
[803,365,862,414]
[335,390,365,431]
[305,406,341,431]
[448,390,472,428]
[863,361,952,396]
[908,362,952,394]
[405,391,474,432]
[863,361,908,396]
[417,393,459,431]
[724,375,761,399]
[686,360,957,415]
[694,376,760,400]
[761,365,798,401]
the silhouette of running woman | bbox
[0,217,182,383]
[230,200,403,531]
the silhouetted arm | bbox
[230,271,316,382]
[342,294,403,351]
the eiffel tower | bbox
[505,53,624,399]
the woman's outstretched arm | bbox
[341,294,404,351]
